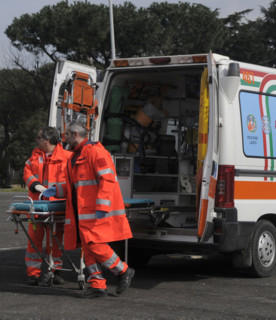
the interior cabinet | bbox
[133,155,178,193]
[115,153,196,206]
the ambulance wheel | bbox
[250,220,276,277]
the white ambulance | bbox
[49,52,276,277]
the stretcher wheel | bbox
[49,277,54,287]
[78,280,85,290]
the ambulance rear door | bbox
[197,51,220,242]
[48,60,97,137]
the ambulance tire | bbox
[250,220,276,278]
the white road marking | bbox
[0,246,25,251]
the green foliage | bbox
[0,64,54,186]
[6,1,110,67]
[0,185,27,192]
[113,2,147,57]
[7,0,270,67]
[5,1,225,65]
[139,2,224,56]
[260,0,276,66]
[220,11,271,66]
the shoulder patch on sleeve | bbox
[97,158,107,168]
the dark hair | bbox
[40,127,60,145]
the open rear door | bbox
[48,60,97,139]
[197,52,219,242]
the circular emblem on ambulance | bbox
[247,114,256,132]
[262,116,271,134]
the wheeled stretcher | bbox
[7,196,86,289]
[7,196,157,289]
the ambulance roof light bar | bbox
[112,54,207,68]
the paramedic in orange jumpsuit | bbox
[43,120,135,298]
[23,127,72,286]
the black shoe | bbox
[27,276,39,286]
[38,273,53,287]
[116,268,135,295]
[83,287,107,298]
[53,271,65,285]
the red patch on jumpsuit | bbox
[97,158,107,167]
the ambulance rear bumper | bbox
[214,207,255,252]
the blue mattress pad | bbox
[10,200,66,213]
[124,198,154,208]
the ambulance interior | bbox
[100,66,206,229]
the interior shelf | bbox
[134,173,178,177]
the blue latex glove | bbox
[96,210,107,219]
[42,186,57,198]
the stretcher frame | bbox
[7,195,86,289]
[7,196,155,289]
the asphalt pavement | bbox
[1,192,276,320]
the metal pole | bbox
[109,0,116,59]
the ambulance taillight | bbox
[215,165,235,208]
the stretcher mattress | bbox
[11,199,152,212]
[10,200,66,213]
[124,198,154,208]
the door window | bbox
[240,91,276,158]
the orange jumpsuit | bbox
[56,139,132,289]
[23,143,72,278]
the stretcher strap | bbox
[10,210,31,215]
[11,210,65,216]
[62,101,98,114]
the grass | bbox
[0,185,27,192]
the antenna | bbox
[109,0,116,59]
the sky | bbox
[0,0,273,68]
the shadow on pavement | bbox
[0,248,86,298]
[0,247,248,297]
[132,253,251,290]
